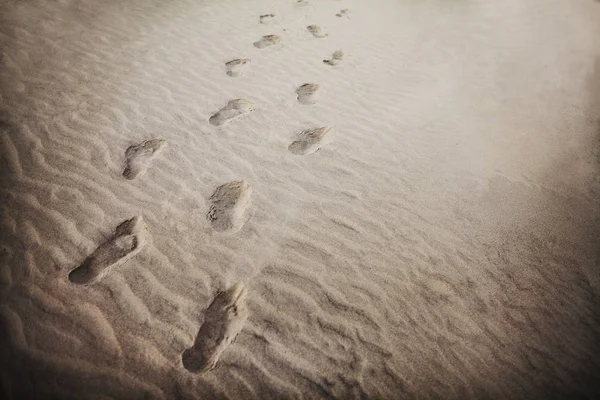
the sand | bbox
[1,0,600,398]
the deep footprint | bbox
[225,59,251,77]
[323,50,345,66]
[253,34,281,49]
[182,283,249,373]
[206,180,252,234]
[69,216,148,285]
[307,25,328,38]
[296,83,320,105]
[209,99,254,126]
[123,139,167,180]
[288,126,334,155]
[259,13,276,24]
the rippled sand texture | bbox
[1,0,600,398]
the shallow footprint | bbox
[253,35,281,49]
[209,99,254,126]
[307,25,328,38]
[225,59,251,77]
[323,50,345,66]
[123,139,167,180]
[69,216,148,285]
[288,127,334,155]
[259,13,276,24]
[296,83,320,105]
[207,180,252,234]
[182,283,249,373]
[336,9,350,18]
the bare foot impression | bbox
[323,50,345,66]
[69,216,148,285]
[209,99,254,126]
[336,9,350,18]
[307,25,328,38]
[182,283,249,373]
[288,127,334,155]
[253,34,281,49]
[296,83,320,105]
[225,59,251,77]
[207,180,252,234]
[122,139,167,180]
[259,13,276,24]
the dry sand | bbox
[1,0,600,398]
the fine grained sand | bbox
[1,0,600,399]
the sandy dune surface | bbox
[1,0,600,398]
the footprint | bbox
[336,9,350,18]
[253,35,281,49]
[259,13,276,24]
[182,283,249,373]
[323,50,345,66]
[294,0,309,6]
[122,139,167,180]
[69,216,148,285]
[288,127,334,155]
[296,83,320,105]
[209,99,254,126]
[225,59,251,77]
[307,25,328,38]
[206,180,252,234]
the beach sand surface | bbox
[1,0,600,398]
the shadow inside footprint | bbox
[69,216,148,285]
[206,180,252,233]
[336,9,350,18]
[225,59,251,77]
[296,83,320,105]
[123,139,167,180]
[323,50,345,66]
[307,25,328,38]
[259,13,276,24]
[288,127,334,155]
[253,34,281,49]
[182,283,249,373]
[209,99,254,126]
